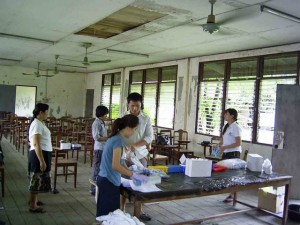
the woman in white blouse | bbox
[28,103,52,213]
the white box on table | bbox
[258,186,285,213]
[71,143,82,150]
[185,158,212,177]
[247,153,264,172]
[60,142,71,150]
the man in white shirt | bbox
[123,92,153,167]
[122,92,153,221]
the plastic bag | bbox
[216,158,246,170]
[262,158,272,174]
[212,146,219,157]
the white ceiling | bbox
[1,0,300,74]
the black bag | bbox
[29,172,51,192]
[156,135,170,145]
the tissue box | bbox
[247,154,263,172]
[60,142,71,150]
[71,143,81,150]
[258,186,285,213]
[185,158,212,177]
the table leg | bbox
[233,192,237,207]
[282,183,290,225]
[133,200,142,218]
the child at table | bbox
[96,114,149,217]
[90,105,109,196]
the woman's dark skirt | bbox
[28,150,52,193]
[96,176,120,217]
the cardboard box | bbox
[247,154,264,172]
[258,186,285,213]
[185,158,212,177]
[60,142,71,150]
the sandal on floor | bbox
[223,196,233,203]
[139,213,151,221]
[29,207,46,213]
[28,201,45,206]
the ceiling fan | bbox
[53,55,60,74]
[81,43,111,66]
[22,62,54,77]
[202,0,220,34]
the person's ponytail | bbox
[110,114,139,137]
[110,118,124,137]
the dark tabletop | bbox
[121,169,292,201]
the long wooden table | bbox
[120,170,292,225]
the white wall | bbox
[0,65,86,118]
[5,43,300,159]
[86,43,300,160]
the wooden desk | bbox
[120,170,292,225]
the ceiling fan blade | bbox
[57,63,87,68]
[60,58,82,63]
[90,59,111,63]
[22,73,35,76]
[218,6,260,25]
[40,74,54,77]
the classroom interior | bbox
[1,0,300,224]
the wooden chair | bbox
[149,144,169,166]
[149,129,173,164]
[52,147,77,191]
[15,116,30,155]
[84,134,94,166]
[0,166,4,197]
[172,129,194,164]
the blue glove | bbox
[129,165,138,172]
[142,168,152,176]
[130,173,149,186]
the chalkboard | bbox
[0,85,16,112]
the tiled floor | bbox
[0,137,299,225]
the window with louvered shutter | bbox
[157,83,175,127]
[257,54,297,144]
[100,73,121,119]
[101,86,110,109]
[226,58,257,141]
[144,84,157,124]
[129,66,177,128]
[197,61,225,135]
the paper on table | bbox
[121,177,161,192]
[129,180,161,192]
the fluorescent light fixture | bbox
[107,49,149,58]
[0,57,21,63]
[0,33,55,45]
[261,5,300,23]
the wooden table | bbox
[120,170,292,225]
